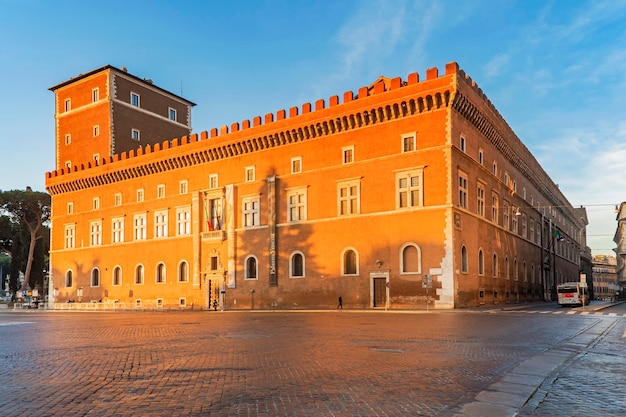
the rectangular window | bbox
[131,92,140,107]
[536,222,541,244]
[179,180,188,195]
[154,210,168,238]
[206,197,222,231]
[112,217,124,243]
[67,202,74,214]
[287,188,307,222]
[477,183,485,217]
[93,125,99,137]
[157,184,166,199]
[478,148,484,165]
[64,134,71,145]
[209,174,218,189]
[90,221,102,246]
[93,197,100,210]
[337,179,360,215]
[64,224,75,249]
[92,88,99,102]
[168,107,177,121]
[492,161,498,176]
[114,193,122,207]
[291,157,302,174]
[136,189,144,202]
[93,154,100,164]
[503,201,510,230]
[133,213,147,240]
[460,136,466,152]
[342,146,354,164]
[529,218,535,243]
[245,166,255,182]
[64,98,71,112]
[242,196,260,227]
[402,133,416,153]
[396,168,423,208]
[458,171,468,209]
[176,207,191,235]
[491,194,499,224]
[65,161,71,170]
[521,213,528,238]
[511,207,518,233]
[131,129,140,141]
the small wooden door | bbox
[373,277,387,307]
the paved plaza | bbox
[0,307,624,416]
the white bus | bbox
[557,282,589,306]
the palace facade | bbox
[45,62,588,310]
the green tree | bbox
[0,188,51,291]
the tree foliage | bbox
[0,188,51,291]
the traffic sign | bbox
[422,274,432,289]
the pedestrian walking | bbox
[337,296,342,309]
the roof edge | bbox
[48,64,196,106]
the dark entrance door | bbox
[373,277,387,307]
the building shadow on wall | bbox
[235,171,332,309]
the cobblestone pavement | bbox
[0,309,622,416]
[516,316,626,416]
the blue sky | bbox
[1,0,625,255]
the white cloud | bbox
[333,0,442,82]
[483,54,510,78]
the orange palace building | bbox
[45,62,588,310]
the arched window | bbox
[505,256,510,280]
[178,261,189,282]
[290,252,304,278]
[400,243,421,274]
[342,248,358,275]
[156,263,166,284]
[112,266,122,286]
[461,245,468,273]
[478,249,484,276]
[492,254,498,278]
[135,264,144,285]
[91,268,100,287]
[245,256,258,280]
[65,270,73,287]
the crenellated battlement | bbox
[46,62,463,189]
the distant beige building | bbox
[591,255,618,301]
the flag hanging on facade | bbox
[553,228,565,241]
[204,199,213,231]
